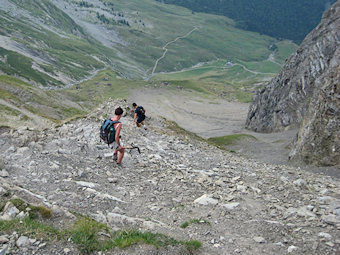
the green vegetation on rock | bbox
[0,213,202,254]
[208,134,256,148]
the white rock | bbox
[107,212,137,225]
[322,214,340,225]
[104,153,113,158]
[0,187,6,196]
[0,202,20,220]
[221,202,240,211]
[287,245,298,253]
[293,179,307,187]
[16,236,30,247]
[75,181,96,188]
[64,248,71,254]
[334,208,340,217]
[296,206,316,218]
[16,211,27,219]
[0,170,9,178]
[108,178,118,183]
[317,196,334,204]
[253,236,265,243]
[280,176,289,182]
[318,232,332,240]
[194,194,218,206]
[0,235,9,244]
[325,242,334,247]
[236,185,247,192]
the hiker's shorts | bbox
[137,115,145,123]
[114,138,124,150]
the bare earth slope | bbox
[1,100,339,254]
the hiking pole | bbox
[124,146,141,154]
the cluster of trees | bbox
[78,1,93,8]
[96,12,130,26]
[156,0,336,43]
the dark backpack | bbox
[100,119,120,145]
[136,106,145,116]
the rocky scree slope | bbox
[0,100,340,254]
[245,0,340,166]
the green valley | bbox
[0,0,298,128]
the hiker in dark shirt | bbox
[132,103,147,130]
[112,107,125,164]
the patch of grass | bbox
[0,214,202,254]
[0,201,6,213]
[107,229,202,252]
[71,217,109,254]
[164,118,206,143]
[0,88,19,101]
[208,134,257,148]
[0,47,61,86]
[10,198,52,219]
[180,218,210,229]
[62,69,143,107]
[71,218,202,254]
[33,206,53,219]
[0,104,21,116]
[0,217,62,241]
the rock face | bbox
[246,1,340,133]
[246,1,340,166]
[289,64,340,165]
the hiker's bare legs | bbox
[136,121,147,130]
[116,147,125,164]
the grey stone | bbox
[221,202,240,211]
[0,187,7,196]
[317,196,334,204]
[0,170,9,178]
[0,202,19,220]
[0,235,9,244]
[296,206,316,218]
[253,236,265,243]
[16,236,30,247]
[322,214,340,225]
[318,232,332,240]
[194,194,219,205]
[288,246,298,253]
[64,248,71,254]
[293,179,307,187]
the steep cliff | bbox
[245,1,339,166]
[289,64,340,166]
[246,0,340,133]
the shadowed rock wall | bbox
[246,1,340,133]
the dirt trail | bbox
[150,27,199,76]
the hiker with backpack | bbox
[132,103,147,130]
[100,107,125,165]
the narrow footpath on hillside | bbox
[150,27,199,76]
